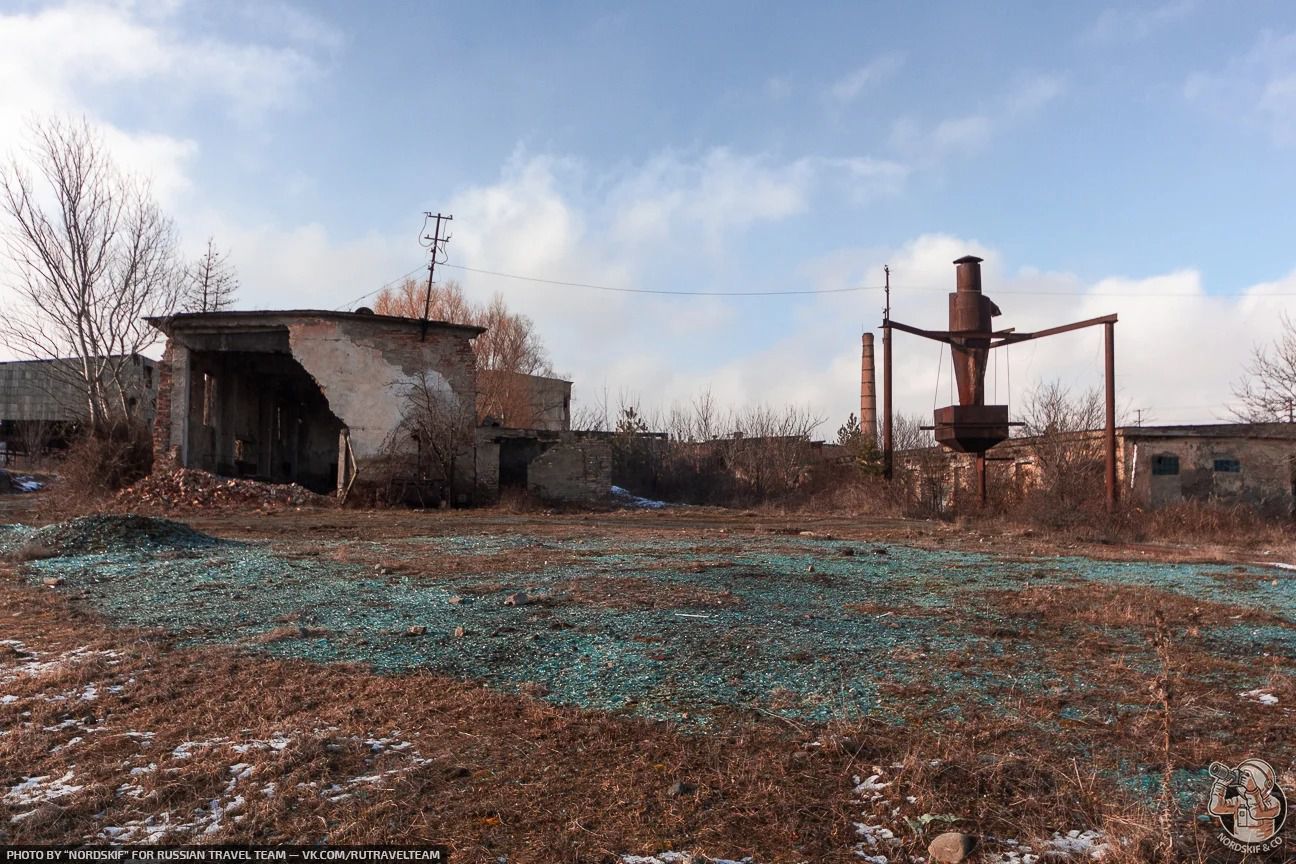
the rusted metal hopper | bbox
[934,256,1009,454]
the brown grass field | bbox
[0,492,1293,863]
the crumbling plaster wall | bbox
[286,319,474,460]
[527,435,611,504]
[1129,436,1294,514]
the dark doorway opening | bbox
[499,438,542,490]
[186,350,343,494]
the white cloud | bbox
[0,0,344,342]
[1186,29,1296,145]
[429,156,1293,436]
[889,75,1063,165]
[828,53,904,105]
[1085,1,1196,43]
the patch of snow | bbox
[5,770,83,819]
[0,645,123,687]
[50,735,82,753]
[1,695,17,704]
[611,486,670,510]
[1240,688,1279,706]
[171,738,229,759]
[853,774,892,800]
[231,735,292,754]
[43,718,81,732]
[1047,830,1109,859]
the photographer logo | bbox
[1207,759,1287,854]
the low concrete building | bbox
[477,370,572,431]
[1122,424,1296,514]
[147,309,610,506]
[898,423,1296,515]
[147,310,483,498]
[0,355,158,454]
[475,427,611,505]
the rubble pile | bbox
[115,468,331,511]
[20,514,220,556]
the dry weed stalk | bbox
[1150,610,1178,863]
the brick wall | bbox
[527,434,611,505]
[151,343,174,469]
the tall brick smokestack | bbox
[860,332,877,445]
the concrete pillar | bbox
[860,332,877,446]
[169,343,191,466]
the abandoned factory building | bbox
[147,309,609,505]
[0,354,158,455]
[904,422,1296,515]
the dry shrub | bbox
[55,424,152,499]
[1127,499,1291,544]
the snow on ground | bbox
[610,486,671,509]
[5,771,84,820]
[1240,688,1279,705]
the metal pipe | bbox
[883,323,893,479]
[1105,320,1117,511]
[977,453,987,508]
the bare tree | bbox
[1018,380,1105,506]
[0,117,179,432]
[183,237,238,312]
[1231,313,1296,422]
[889,413,946,515]
[380,368,477,505]
[373,277,556,426]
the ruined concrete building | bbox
[147,310,609,505]
[897,423,1296,515]
[0,355,158,455]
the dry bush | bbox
[1123,499,1293,545]
[54,423,152,500]
[608,393,839,507]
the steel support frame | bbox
[880,313,1119,512]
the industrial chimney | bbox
[860,332,877,445]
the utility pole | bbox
[882,265,893,481]
[420,212,453,341]
[1135,408,1142,427]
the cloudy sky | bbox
[3,0,1296,433]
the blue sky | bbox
[3,0,1296,429]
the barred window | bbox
[1151,454,1179,476]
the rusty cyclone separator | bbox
[881,255,1119,509]
[935,255,1010,455]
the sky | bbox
[3,0,1296,434]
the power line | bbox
[445,262,1296,298]
[335,260,1296,312]
[332,265,426,311]
[440,263,881,296]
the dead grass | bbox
[0,568,1288,862]
[1,505,1291,861]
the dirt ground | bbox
[0,493,1293,863]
